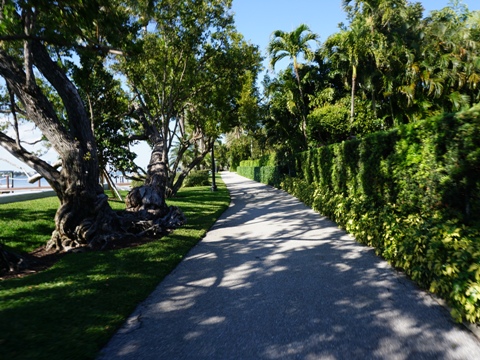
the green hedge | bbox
[238,105,480,323]
[237,153,283,187]
[239,153,278,168]
[279,104,480,323]
[236,166,282,187]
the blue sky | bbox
[1,0,480,171]
[231,0,480,74]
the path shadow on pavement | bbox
[98,173,480,360]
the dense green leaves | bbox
[277,105,480,323]
[119,0,262,195]
[261,1,480,151]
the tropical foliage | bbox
[233,1,480,324]
[255,1,480,151]
[241,104,480,323]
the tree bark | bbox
[126,143,168,214]
[126,142,186,235]
[293,59,308,148]
[0,41,185,257]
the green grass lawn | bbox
[0,175,230,360]
[0,197,60,253]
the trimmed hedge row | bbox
[236,165,282,187]
[280,105,480,323]
[236,153,282,187]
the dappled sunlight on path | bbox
[98,172,480,360]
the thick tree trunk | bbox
[46,155,122,251]
[125,143,186,235]
[126,144,168,215]
[29,42,125,251]
[48,142,186,251]
[0,46,120,252]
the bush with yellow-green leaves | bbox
[280,105,480,323]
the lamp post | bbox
[211,143,217,192]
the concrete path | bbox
[98,172,480,360]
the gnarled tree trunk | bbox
[126,143,186,236]
[0,40,185,266]
[0,45,119,253]
[46,152,122,251]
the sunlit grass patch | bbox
[0,174,230,360]
[0,197,59,252]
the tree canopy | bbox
[0,0,262,262]
[258,1,480,154]
[1,0,479,263]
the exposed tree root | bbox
[1,181,186,277]
[0,243,29,276]
[0,204,186,277]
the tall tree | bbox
[322,20,371,134]
[339,0,425,125]
[0,0,184,258]
[119,0,262,214]
[416,4,480,113]
[267,24,319,146]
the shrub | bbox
[243,104,480,323]
[236,166,282,187]
[237,152,283,187]
[239,152,278,168]
[183,170,210,187]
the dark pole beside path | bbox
[211,145,217,192]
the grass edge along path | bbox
[0,174,230,360]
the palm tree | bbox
[417,5,480,113]
[323,20,370,134]
[268,24,319,146]
[343,0,427,125]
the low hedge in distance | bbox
[236,165,282,187]
[237,153,282,187]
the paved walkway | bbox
[98,172,480,360]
